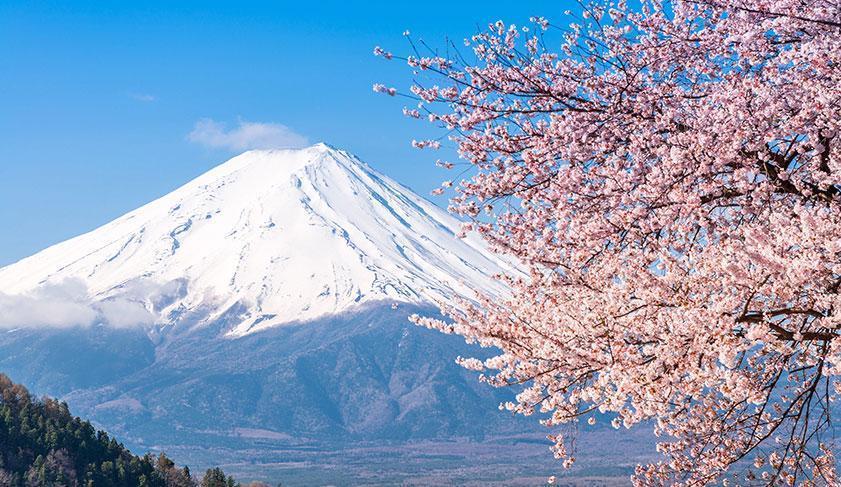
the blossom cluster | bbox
[378,0,841,484]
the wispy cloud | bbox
[186,118,308,151]
[129,92,157,102]
[0,278,156,329]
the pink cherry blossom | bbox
[371,83,396,96]
[379,0,841,484]
[372,46,393,60]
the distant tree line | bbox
[0,373,273,487]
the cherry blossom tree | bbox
[375,1,841,484]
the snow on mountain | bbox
[0,143,515,336]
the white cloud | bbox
[95,299,154,328]
[0,278,160,329]
[0,280,97,328]
[187,118,308,151]
[129,92,157,102]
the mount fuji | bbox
[0,144,644,485]
[0,146,644,484]
[0,143,513,337]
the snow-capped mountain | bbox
[0,143,513,336]
[0,145,639,484]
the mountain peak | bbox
[0,148,515,336]
[190,143,359,187]
[309,141,338,151]
[240,141,340,158]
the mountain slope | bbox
[0,304,546,454]
[0,144,513,336]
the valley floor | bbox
[152,432,654,486]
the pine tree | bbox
[0,373,239,487]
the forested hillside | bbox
[0,373,241,487]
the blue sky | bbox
[0,0,567,266]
